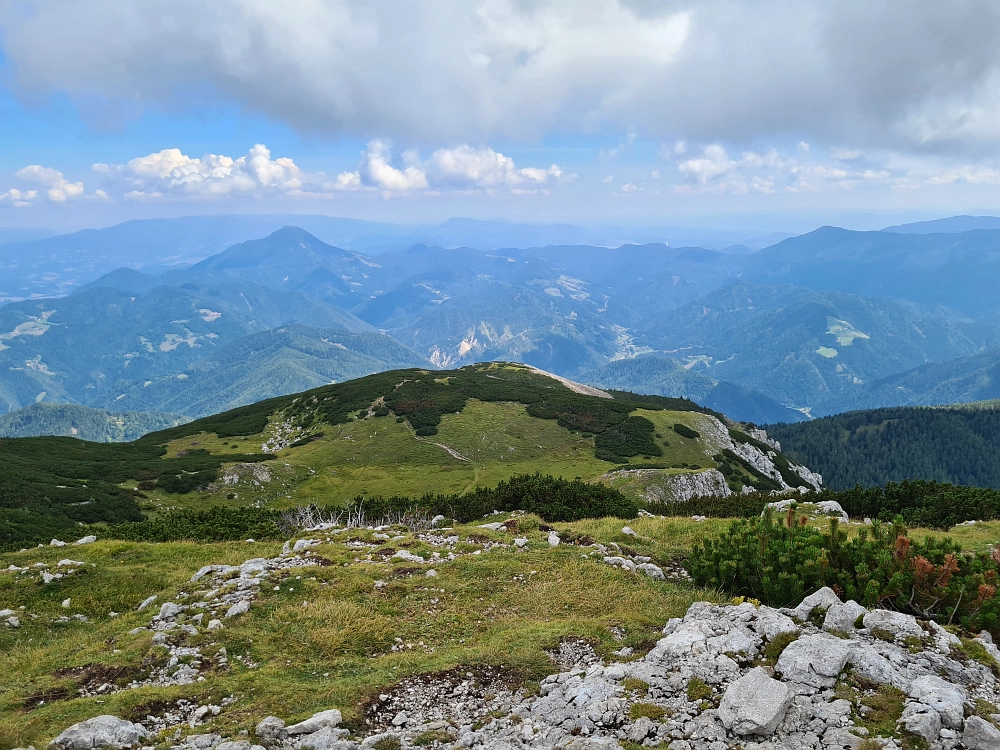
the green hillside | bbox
[0,402,187,442]
[0,363,817,547]
[767,400,1000,490]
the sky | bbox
[2,0,1000,232]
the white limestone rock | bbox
[718,667,794,735]
[50,715,149,750]
[963,716,1000,750]
[775,633,852,688]
[863,609,923,640]
[286,709,343,735]
[907,675,966,729]
[823,600,868,633]
[791,587,843,621]
[898,702,942,742]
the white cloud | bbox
[94,143,307,199]
[336,140,565,194]
[602,175,614,183]
[15,165,84,202]
[8,1,1000,159]
[0,188,38,207]
[664,140,1000,195]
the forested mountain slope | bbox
[767,401,1000,490]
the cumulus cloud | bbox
[0,188,38,207]
[665,142,968,195]
[15,165,84,202]
[336,140,566,194]
[8,1,1000,157]
[93,144,306,199]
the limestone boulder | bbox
[718,667,794,735]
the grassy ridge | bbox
[4,363,771,545]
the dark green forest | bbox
[767,402,1000,490]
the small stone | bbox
[621,526,637,537]
[207,619,223,631]
[74,535,97,545]
[226,600,250,618]
[514,538,528,548]
[287,709,343,735]
[50,539,67,547]
[775,633,852,688]
[158,602,184,620]
[255,716,287,746]
[907,675,966,729]
[425,569,438,578]
[6,616,20,628]
[823,600,867,633]
[791,587,842,620]
[636,563,665,581]
[898,702,941,742]
[136,595,157,611]
[185,734,222,749]
[863,609,923,640]
[61,598,71,608]
[431,515,447,527]
[548,532,560,547]
[391,712,409,727]
[627,717,654,742]
[718,667,794,735]
[392,550,425,563]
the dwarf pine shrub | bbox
[688,506,1000,634]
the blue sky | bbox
[2,1,1000,232]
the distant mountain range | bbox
[581,355,807,424]
[0,214,786,301]
[3,214,1000,428]
[0,278,425,417]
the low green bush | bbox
[688,507,1000,634]
[107,506,285,543]
[359,473,638,523]
[673,423,700,439]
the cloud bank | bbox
[5,1,1000,155]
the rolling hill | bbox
[767,401,1000,491]
[0,363,822,545]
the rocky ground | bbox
[35,583,1000,750]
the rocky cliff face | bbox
[610,413,823,504]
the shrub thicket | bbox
[107,506,285,543]
[688,507,1000,634]
[96,473,636,544]
[595,416,662,461]
[358,473,638,524]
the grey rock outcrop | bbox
[49,716,148,750]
